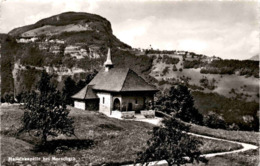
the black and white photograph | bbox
[0,0,259,165]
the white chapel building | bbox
[72,48,158,116]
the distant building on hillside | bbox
[72,48,158,116]
[175,51,186,55]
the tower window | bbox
[103,97,105,104]
[135,99,138,104]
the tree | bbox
[85,70,98,84]
[3,93,14,103]
[20,71,75,144]
[62,76,77,105]
[74,70,98,94]
[137,116,207,166]
[203,112,227,129]
[172,64,178,71]
[155,85,203,125]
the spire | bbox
[104,48,113,71]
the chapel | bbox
[72,48,158,115]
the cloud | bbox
[113,17,155,48]
[114,14,258,59]
[178,39,207,53]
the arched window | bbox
[113,98,120,111]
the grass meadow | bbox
[0,104,258,165]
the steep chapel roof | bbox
[89,68,157,92]
[72,48,157,100]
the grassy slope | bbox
[1,136,34,160]
[197,138,242,154]
[190,149,259,166]
[151,55,259,101]
[0,105,256,165]
[192,91,259,131]
[189,123,259,145]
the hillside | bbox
[9,12,112,36]
[148,52,258,100]
[1,105,258,165]
[249,55,259,61]
[148,53,259,131]
[1,12,259,131]
[1,12,154,97]
[9,12,129,48]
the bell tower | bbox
[104,48,113,72]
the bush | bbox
[162,67,169,76]
[199,76,216,90]
[203,112,227,129]
[192,91,259,131]
[162,55,179,64]
[137,117,207,165]
[172,65,178,71]
[183,60,203,69]
[155,85,203,125]
[200,60,259,77]
[3,93,15,103]
[19,72,75,144]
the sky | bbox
[1,0,259,60]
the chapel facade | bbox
[72,48,158,115]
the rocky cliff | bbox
[1,12,154,97]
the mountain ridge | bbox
[8,12,113,37]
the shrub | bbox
[192,91,259,131]
[155,85,203,125]
[162,66,169,76]
[203,112,227,129]
[19,72,75,144]
[199,76,216,90]
[162,55,179,64]
[200,60,259,78]
[137,117,207,166]
[183,60,203,69]
[172,65,178,71]
[62,76,77,105]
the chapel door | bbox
[127,103,132,111]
